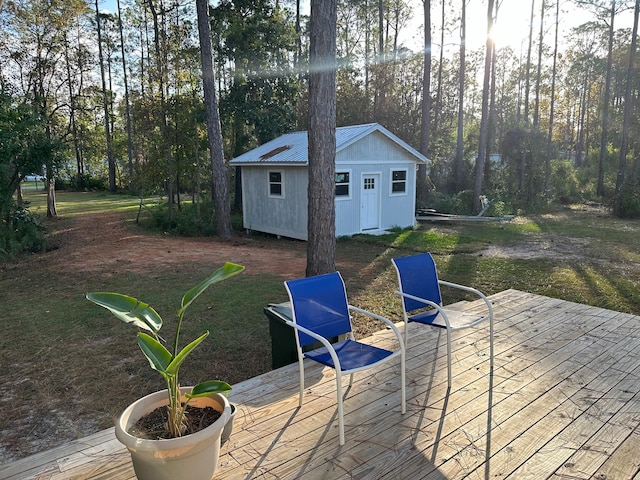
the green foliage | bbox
[55,173,109,192]
[0,201,46,262]
[499,127,547,207]
[550,160,582,204]
[424,190,475,215]
[615,184,640,219]
[0,92,53,202]
[145,201,218,236]
[213,0,300,157]
[86,263,245,438]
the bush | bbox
[425,190,475,215]
[145,201,219,237]
[615,186,640,219]
[550,160,582,204]
[55,173,108,192]
[0,202,46,262]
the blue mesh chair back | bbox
[285,272,352,348]
[392,252,443,313]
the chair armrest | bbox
[282,319,346,373]
[348,305,407,352]
[393,290,452,328]
[282,319,336,350]
[437,280,494,321]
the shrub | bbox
[0,202,46,262]
[425,190,475,215]
[550,160,581,204]
[615,186,640,219]
[145,202,219,237]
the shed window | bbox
[391,170,407,194]
[269,171,283,197]
[335,171,350,197]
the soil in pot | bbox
[129,405,222,440]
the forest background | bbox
[1,0,639,259]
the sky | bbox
[101,0,635,55]
[402,1,636,55]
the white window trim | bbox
[335,169,352,201]
[390,168,409,196]
[268,170,285,198]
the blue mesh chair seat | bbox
[392,252,494,388]
[284,271,406,446]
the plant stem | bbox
[173,311,184,358]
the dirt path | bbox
[41,212,308,279]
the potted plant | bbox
[86,262,244,480]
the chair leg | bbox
[348,372,354,387]
[489,317,494,371]
[404,319,410,350]
[297,357,305,407]
[400,345,406,414]
[336,372,345,445]
[445,328,452,388]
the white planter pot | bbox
[221,403,237,445]
[115,387,231,480]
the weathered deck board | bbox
[1,289,639,480]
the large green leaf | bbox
[137,332,173,374]
[178,263,244,316]
[165,331,209,376]
[86,292,162,334]
[186,380,232,399]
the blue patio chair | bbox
[284,271,406,445]
[392,252,493,388]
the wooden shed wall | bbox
[240,131,419,240]
[241,166,309,240]
[335,133,417,236]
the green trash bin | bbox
[264,302,298,369]
[264,301,344,370]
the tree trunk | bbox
[533,0,545,127]
[453,0,466,192]
[196,0,233,241]
[597,0,615,197]
[576,74,588,167]
[487,0,499,187]
[95,0,116,193]
[374,0,386,122]
[433,0,445,137]
[306,0,337,276]
[148,0,175,219]
[417,0,431,206]
[46,178,57,217]
[614,0,639,209]
[63,32,83,187]
[117,0,134,187]
[545,0,560,195]
[524,0,535,125]
[473,0,494,213]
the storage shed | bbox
[229,123,428,240]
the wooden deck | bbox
[2,289,639,479]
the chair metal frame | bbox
[284,271,406,445]
[392,252,494,388]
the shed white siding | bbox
[232,123,427,241]
[333,131,417,236]
[241,166,309,240]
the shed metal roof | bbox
[229,123,428,165]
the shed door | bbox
[360,174,380,230]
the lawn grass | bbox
[2,191,640,461]
[24,190,148,216]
